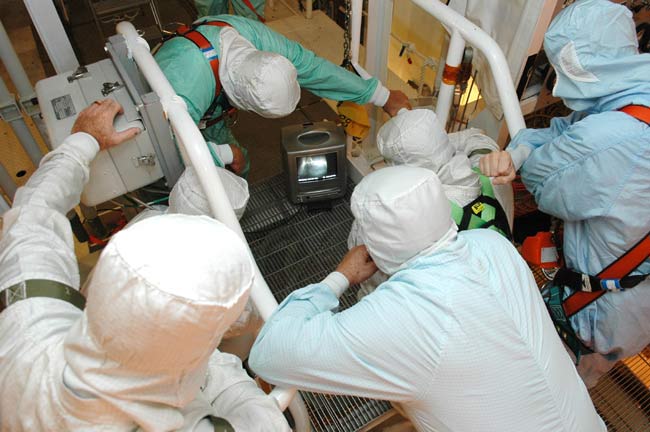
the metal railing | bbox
[115,21,312,432]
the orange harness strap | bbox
[241,0,266,22]
[620,104,650,125]
[562,104,650,317]
[176,21,232,99]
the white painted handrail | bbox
[115,21,311,432]
[409,0,526,138]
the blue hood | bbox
[544,0,650,113]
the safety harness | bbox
[450,169,512,240]
[544,104,650,362]
[169,20,238,130]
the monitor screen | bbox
[296,153,338,183]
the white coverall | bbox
[350,109,515,297]
[0,132,289,431]
[250,166,605,432]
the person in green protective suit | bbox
[155,15,410,177]
[194,0,265,21]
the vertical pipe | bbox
[22,0,79,74]
[0,194,10,214]
[0,19,51,149]
[435,29,464,128]
[0,76,42,166]
[350,0,363,64]
[0,161,17,202]
[410,0,526,138]
[0,20,35,100]
[305,0,313,19]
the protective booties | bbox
[350,165,457,276]
[219,27,300,118]
[62,214,254,430]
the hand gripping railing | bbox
[116,21,311,432]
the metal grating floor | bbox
[243,175,650,431]
[529,266,650,431]
[240,174,392,432]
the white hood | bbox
[377,109,480,207]
[350,166,455,274]
[168,166,249,220]
[62,214,254,430]
[219,27,300,118]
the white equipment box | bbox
[35,35,184,206]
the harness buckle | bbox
[471,202,484,214]
[600,278,622,292]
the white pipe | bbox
[350,0,363,64]
[0,76,42,166]
[115,23,310,429]
[0,20,35,100]
[0,19,51,150]
[436,29,465,128]
[0,159,17,202]
[0,193,10,214]
[23,0,79,74]
[410,0,526,138]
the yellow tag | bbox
[471,202,484,214]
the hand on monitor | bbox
[336,245,378,286]
[71,99,140,151]
[382,90,412,117]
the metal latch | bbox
[101,82,123,96]
[132,154,156,167]
[67,66,89,83]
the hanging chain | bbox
[342,0,352,69]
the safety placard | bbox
[51,94,76,120]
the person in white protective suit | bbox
[130,166,263,341]
[250,165,605,432]
[0,99,289,432]
[349,108,514,297]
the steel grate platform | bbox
[240,174,392,431]
[243,175,650,431]
[528,265,650,431]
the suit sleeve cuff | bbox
[208,142,234,165]
[41,132,100,169]
[321,271,350,298]
[507,144,532,171]
[370,82,390,107]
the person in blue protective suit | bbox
[194,0,265,22]
[479,0,650,387]
[249,165,605,432]
[155,14,410,177]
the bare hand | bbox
[479,150,516,185]
[336,245,378,285]
[228,144,245,175]
[71,99,140,151]
[382,90,411,117]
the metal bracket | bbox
[132,153,156,167]
[101,81,123,96]
[67,65,89,83]
[18,96,40,118]
[0,95,23,123]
